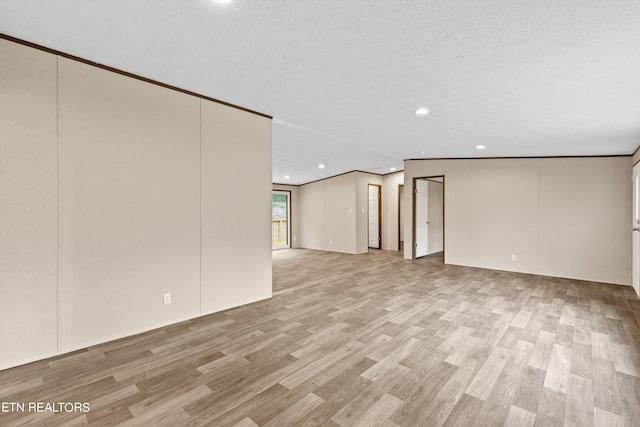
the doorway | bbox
[633,163,640,296]
[412,176,444,259]
[272,190,291,250]
[368,184,382,249]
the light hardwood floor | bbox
[1,249,639,426]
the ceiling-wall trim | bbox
[406,154,632,161]
[298,169,391,186]
[273,183,301,187]
[0,34,272,119]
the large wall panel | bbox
[325,173,357,254]
[201,100,272,314]
[58,58,202,351]
[0,40,58,368]
[469,159,540,274]
[298,181,326,250]
[442,160,471,265]
[539,157,631,284]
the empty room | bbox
[1,1,639,426]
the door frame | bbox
[272,190,291,250]
[368,184,382,249]
[398,184,403,251]
[633,163,640,296]
[412,176,445,260]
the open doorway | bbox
[368,184,382,249]
[412,176,444,259]
[272,190,291,249]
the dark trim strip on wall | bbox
[406,155,632,161]
[273,182,301,187]
[277,154,633,187]
[0,34,272,120]
[299,170,379,186]
[632,145,640,166]
[380,170,405,177]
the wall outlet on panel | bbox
[349,208,352,214]
[163,293,171,305]
[511,254,517,261]
[329,240,333,244]
[293,237,296,241]
[361,208,365,214]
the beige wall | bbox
[58,58,202,351]
[297,171,381,254]
[201,101,272,314]
[0,40,59,368]
[325,173,357,253]
[0,40,272,369]
[382,172,404,251]
[404,157,632,285]
[273,184,300,248]
[298,180,326,250]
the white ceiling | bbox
[1,0,639,185]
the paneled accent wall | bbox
[0,39,272,370]
[404,157,632,286]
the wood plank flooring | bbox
[1,249,639,426]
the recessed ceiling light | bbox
[390,167,396,171]
[415,108,429,116]
[318,164,325,169]
[284,175,290,179]
[212,0,233,3]
[476,145,486,150]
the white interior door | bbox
[368,185,379,248]
[415,179,429,258]
[633,163,640,296]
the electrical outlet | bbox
[163,293,171,305]
[361,208,365,214]
[511,254,517,261]
[329,240,333,244]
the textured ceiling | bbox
[1,0,639,184]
